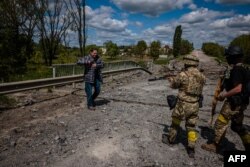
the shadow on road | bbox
[199,125,214,141]
[198,125,240,156]
[95,99,110,106]
[148,120,189,152]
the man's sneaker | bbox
[162,134,174,146]
[187,147,195,158]
[88,106,96,110]
[201,143,218,153]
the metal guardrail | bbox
[0,63,152,94]
[52,60,144,77]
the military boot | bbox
[201,142,218,153]
[187,147,195,158]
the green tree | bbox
[135,40,147,58]
[180,39,194,55]
[36,0,73,66]
[173,25,182,57]
[150,40,161,60]
[104,41,119,59]
[123,45,133,56]
[65,0,87,57]
[0,0,37,82]
[201,42,224,58]
[230,34,250,64]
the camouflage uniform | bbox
[201,46,250,152]
[168,55,206,149]
[213,101,250,150]
[206,65,250,151]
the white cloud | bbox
[134,21,143,27]
[188,4,197,10]
[71,4,250,49]
[93,29,138,45]
[180,8,233,24]
[211,14,250,28]
[145,25,173,36]
[86,6,128,32]
[215,0,250,4]
[111,0,194,16]
[65,5,134,46]
[140,8,250,48]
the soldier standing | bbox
[165,54,206,158]
[201,46,250,152]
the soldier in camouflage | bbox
[165,54,206,158]
[201,46,250,153]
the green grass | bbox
[136,60,148,69]
[9,64,53,82]
[0,95,16,109]
[102,56,123,62]
[154,58,170,65]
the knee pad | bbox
[217,114,229,124]
[188,130,197,142]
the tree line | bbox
[202,34,250,64]
[0,0,86,81]
[0,0,194,82]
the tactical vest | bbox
[183,69,205,96]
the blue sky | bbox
[69,0,250,48]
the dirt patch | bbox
[90,137,121,160]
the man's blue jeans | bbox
[85,80,101,107]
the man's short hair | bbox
[90,48,98,53]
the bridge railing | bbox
[0,61,152,95]
[52,61,141,78]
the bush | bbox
[230,34,250,64]
[180,39,194,55]
[201,42,225,62]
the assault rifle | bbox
[208,63,229,127]
[208,76,224,127]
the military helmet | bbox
[225,46,243,64]
[183,54,199,66]
[225,46,243,58]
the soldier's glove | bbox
[217,92,226,101]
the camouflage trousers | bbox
[168,100,199,149]
[213,100,250,150]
